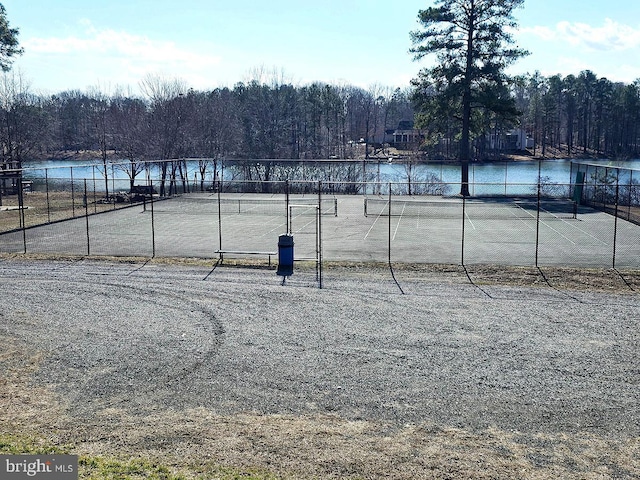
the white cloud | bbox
[21,20,223,91]
[518,25,557,42]
[523,18,640,52]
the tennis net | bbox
[152,195,338,216]
[363,197,577,220]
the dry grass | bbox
[1,251,639,293]
[326,261,640,294]
[0,191,134,233]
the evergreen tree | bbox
[0,3,22,71]
[410,0,528,196]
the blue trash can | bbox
[277,234,294,277]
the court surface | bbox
[1,193,638,268]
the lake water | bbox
[21,158,640,196]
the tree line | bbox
[412,70,640,161]
[513,71,640,159]
[0,74,415,164]
[2,69,638,165]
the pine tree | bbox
[0,3,22,71]
[410,0,528,196]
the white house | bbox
[486,129,534,151]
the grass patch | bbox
[0,434,287,480]
[0,433,72,455]
[79,456,187,480]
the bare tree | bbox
[111,93,148,191]
[140,74,189,195]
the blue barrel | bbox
[276,234,294,277]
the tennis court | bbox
[1,192,639,268]
[331,195,639,267]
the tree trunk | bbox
[460,14,474,198]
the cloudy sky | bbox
[4,0,640,94]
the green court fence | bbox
[1,162,639,270]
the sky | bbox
[3,0,640,95]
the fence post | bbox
[461,195,466,266]
[504,161,508,196]
[84,180,90,256]
[318,180,323,289]
[612,170,619,269]
[19,179,26,254]
[217,178,222,255]
[70,166,75,217]
[570,161,574,199]
[535,160,541,267]
[629,170,635,220]
[112,164,116,210]
[18,174,24,229]
[285,179,290,235]
[148,179,155,258]
[388,183,392,266]
[45,168,51,223]
[92,166,97,214]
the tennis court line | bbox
[543,217,609,246]
[364,202,390,240]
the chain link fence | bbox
[1,162,639,270]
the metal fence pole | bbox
[461,195,466,266]
[111,165,116,210]
[612,170,619,269]
[19,179,26,254]
[535,161,541,267]
[318,180,323,289]
[504,161,508,196]
[45,168,51,223]
[217,178,222,254]
[92,166,97,214]
[285,179,290,235]
[626,170,633,221]
[84,180,90,256]
[18,175,24,229]
[150,179,156,258]
[388,183,392,266]
[570,161,575,199]
[70,166,75,218]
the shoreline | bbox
[23,149,624,165]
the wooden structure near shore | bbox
[0,159,22,199]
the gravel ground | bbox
[1,257,639,479]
